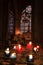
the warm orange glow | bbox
[37,45,39,49]
[15,30,22,35]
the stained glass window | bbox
[20,5,32,33]
[8,11,14,35]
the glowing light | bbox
[10,52,17,59]
[16,44,22,53]
[5,48,10,54]
[29,41,32,45]
[27,41,33,50]
[33,47,37,51]
[6,48,9,51]
[18,44,21,50]
[15,30,22,35]
[17,44,22,51]
[13,46,16,49]
[37,45,39,49]
[29,54,33,59]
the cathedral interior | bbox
[0,0,43,65]
[0,0,43,48]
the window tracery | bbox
[20,5,32,33]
